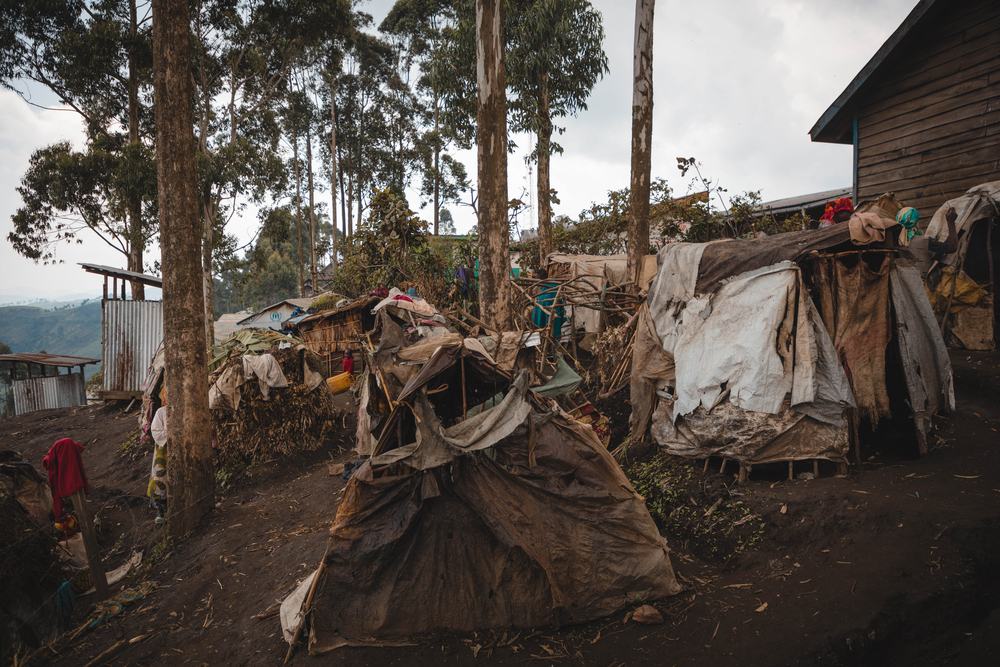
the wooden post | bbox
[461,356,468,421]
[702,457,710,474]
[68,489,110,599]
[788,461,794,481]
[738,464,747,484]
[813,460,819,479]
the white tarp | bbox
[646,256,854,425]
[924,180,1000,270]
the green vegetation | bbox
[119,429,145,461]
[0,303,102,378]
[629,455,766,562]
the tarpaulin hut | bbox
[630,221,954,466]
[921,181,999,350]
[283,338,680,653]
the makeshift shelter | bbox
[284,335,681,653]
[630,222,954,465]
[289,296,379,376]
[542,253,658,351]
[138,329,336,466]
[922,181,999,350]
[0,353,99,416]
[80,263,163,400]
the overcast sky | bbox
[0,0,917,300]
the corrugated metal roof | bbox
[79,262,164,288]
[237,297,317,326]
[0,353,100,367]
[758,187,853,216]
[293,296,378,328]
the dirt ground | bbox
[4,349,999,667]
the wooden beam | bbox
[69,489,110,599]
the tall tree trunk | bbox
[627,0,654,288]
[339,153,348,241]
[345,171,353,238]
[201,198,215,347]
[306,123,318,291]
[433,89,440,236]
[476,0,511,330]
[127,0,145,300]
[329,71,338,271]
[537,74,553,264]
[152,0,214,537]
[291,91,306,298]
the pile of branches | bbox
[209,344,336,467]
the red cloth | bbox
[820,197,855,223]
[42,438,89,518]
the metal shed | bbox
[80,263,164,400]
[0,353,100,416]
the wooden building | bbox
[289,297,378,377]
[810,0,1000,223]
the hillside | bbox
[0,302,102,375]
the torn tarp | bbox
[300,339,681,652]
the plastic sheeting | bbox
[646,258,854,425]
[305,407,681,652]
[650,398,849,464]
[890,263,956,454]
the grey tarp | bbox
[889,263,956,454]
[635,226,952,463]
[650,398,849,464]
[301,343,681,653]
[923,180,999,351]
[694,222,890,296]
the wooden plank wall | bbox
[856,0,1000,225]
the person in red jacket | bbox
[342,347,355,375]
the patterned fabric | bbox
[147,408,168,500]
[819,197,855,227]
[896,207,921,244]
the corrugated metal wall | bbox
[13,374,87,416]
[103,300,164,395]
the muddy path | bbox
[3,350,998,667]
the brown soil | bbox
[4,350,1000,667]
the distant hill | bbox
[0,303,102,378]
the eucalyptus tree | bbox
[626,0,654,287]
[432,0,607,260]
[152,0,213,538]
[476,0,511,329]
[187,0,350,344]
[381,0,471,234]
[2,0,157,298]
[334,26,398,234]
[507,0,608,261]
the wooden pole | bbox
[284,557,327,664]
[68,489,110,599]
[461,356,468,421]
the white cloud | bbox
[1,0,918,295]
